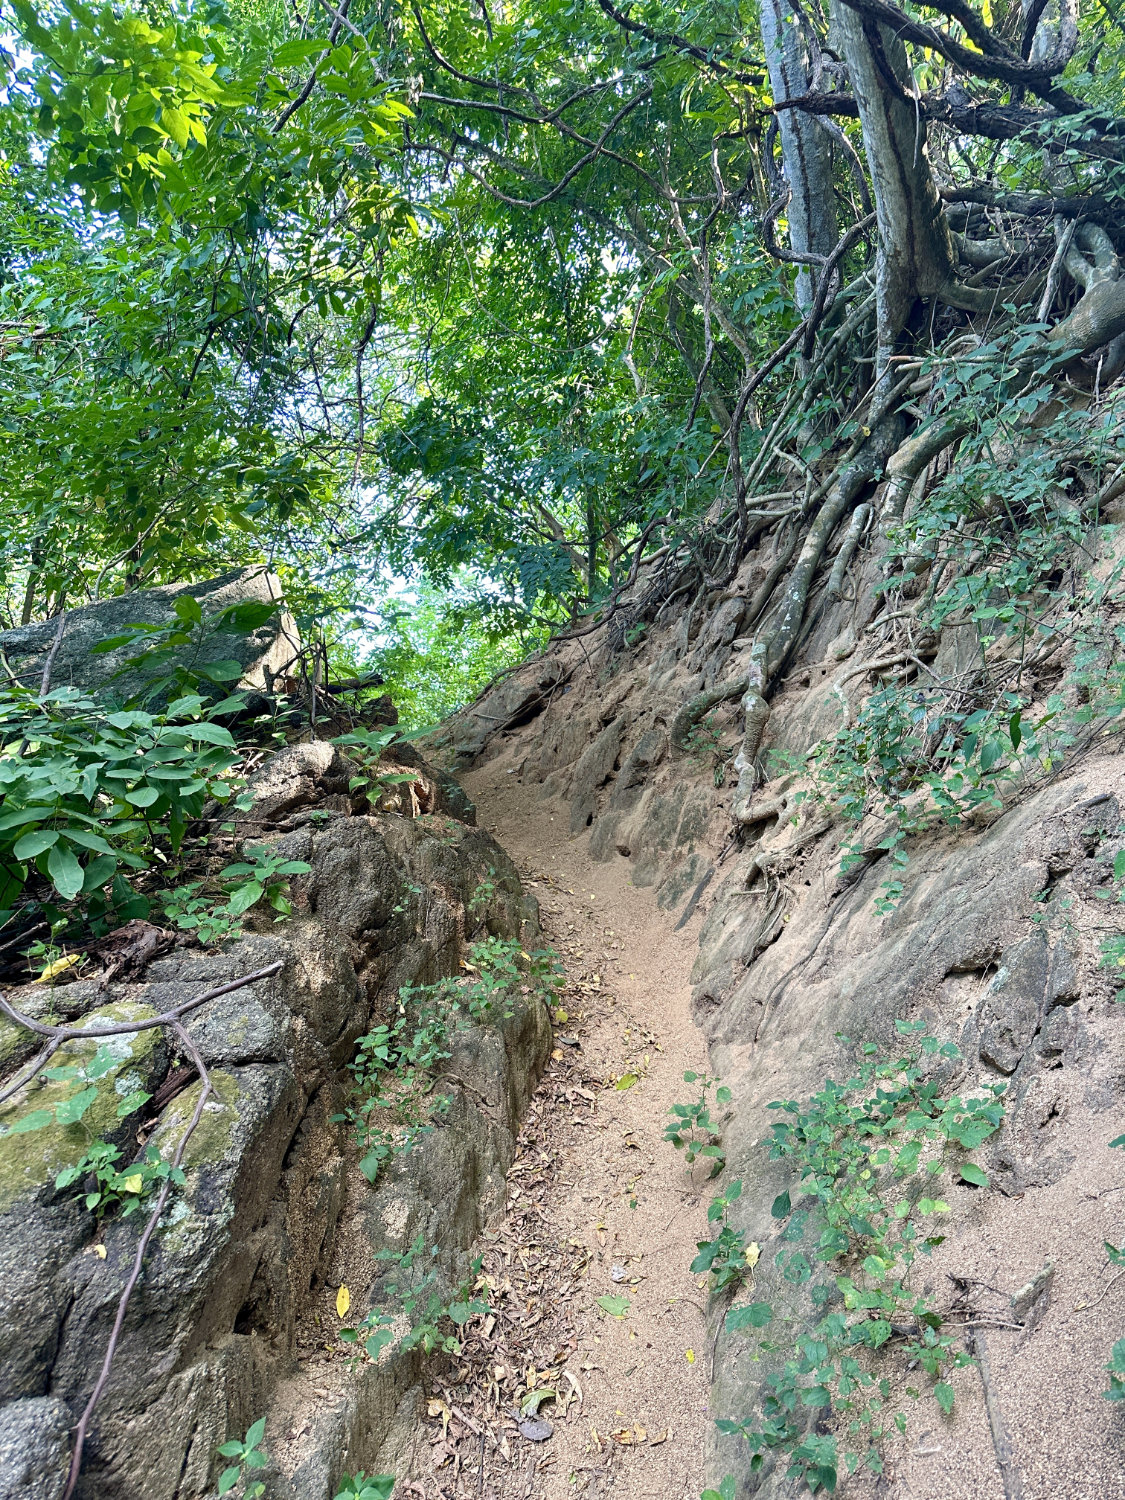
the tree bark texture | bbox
[761,0,837,308]
[832,0,956,380]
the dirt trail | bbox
[455,752,713,1500]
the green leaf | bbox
[161,104,190,148]
[65,829,117,855]
[725,1301,772,1332]
[13,829,59,860]
[245,1418,267,1448]
[448,1299,487,1325]
[82,855,118,893]
[217,1466,242,1495]
[195,660,243,684]
[55,1085,99,1125]
[364,1328,394,1359]
[800,1385,832,1407]
[596,1294,630,1318]
[934,1380,955,1414]
[4,1108,54,1135]
[771,1189,791,1218]
[273,37,329,64]
[959,1162,989,1188]
[182,722,237,746]
[615,1073,639,1090]
[0,807,54,832]
[227,881,264,916]
[116,1089,152,1118]
[47,841,84,900]
[125,786,160,808]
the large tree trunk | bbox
[760,0,837,309]
[831,0,957,393]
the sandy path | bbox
[454,755,713,1500]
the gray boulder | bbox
[0,568,299,704]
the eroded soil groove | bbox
[405,761,712,1499]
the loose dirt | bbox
[415,750,714,1499]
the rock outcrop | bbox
[0,568,299,705]
[0,743,550,1499]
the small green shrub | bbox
[334,935,562,1184]
[692,1179,750,1292]
[162,844,311,944]
[339,1235,488,1360]
[56,1140,184,1216]
[664,1069,729,1176]
[333,1475,395,1500]
[216,1419,267,1498]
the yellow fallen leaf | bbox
[336,1285,350,1318]
[650,1429,669,1445]
[520,951,532,960]
[685,1348,696,1364]
[746,1242,761,1269]
[611,1428,634,1444]
[555,1008,569,1024]
[34,954,81,984]
[94,1244,107,1260]
[121,1173,143,1195]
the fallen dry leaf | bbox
[685,1348,696,1364]
[336,1285,350,1318]
[650,1429,669,1445]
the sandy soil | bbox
[419,749,715,1499]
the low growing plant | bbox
[335,935,562,1183]
[162,843,311,944]
[711,1021,1006,1492]
[664,1069,730,1177]
[339,1234,488,1360]
[216,1418,267,1498]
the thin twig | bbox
[969,1326,1025,1500]
[0,962,284,1041]
[40,611,68,696]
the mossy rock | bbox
[0,1002,164,1212]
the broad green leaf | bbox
[227,880,264,916]
[55,1085,99,1125]
[725,1301,772,1332]
[4,1108,55,1135]
[47,840,84,899]
[14,828,59,859]
[596,1294,630,1317]
[959,1162,989,1188]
